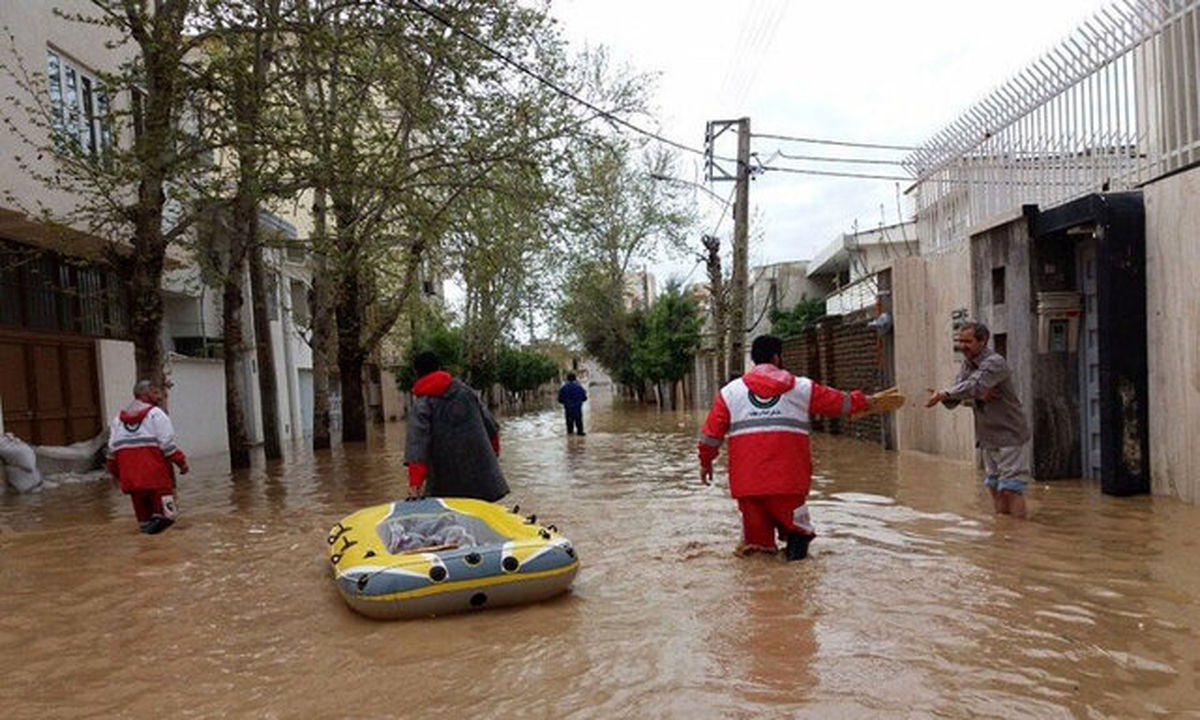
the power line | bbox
[405,0,715,160]
[752,132,925,152]
[709,185,737,235]
[759,166,913,181]
[770,150,908,166]
[723,1,788,111]
[406,2,933,181]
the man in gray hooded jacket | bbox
[404,351,508,502]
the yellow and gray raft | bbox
[327,498,579,619]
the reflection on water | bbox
[2,386,1199,718]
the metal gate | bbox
[1077,240,1101,480]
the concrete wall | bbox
[1144,167,1200,503]
[95,339,137,424]
[969,218,1038,466]
[379,369,403,422]
[892,251,976,460]
[165,355,228,458]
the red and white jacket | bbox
[698,364,868,498]
[106,400,187,493]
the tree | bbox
[278,0,598,443]
[630,281,701,408]
[496,346,558,405]
[555,144,695,386]
[195,0,288,466]
[396,319,465,391]
[770,297,826,339]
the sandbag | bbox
[35,431,107,476]
[0,433,43,493]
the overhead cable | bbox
[753,132,924,152]
[759,166,913,181]
[770,150,907,166]
[406,0,720,160]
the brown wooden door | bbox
[0,332,100,445]
[0,338,33,441]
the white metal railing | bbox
[825,273,879,316]
[905,0,1200,251]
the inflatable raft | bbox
[327,498,579,619]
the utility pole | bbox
[730,117,750,375]
[706,117,751,375]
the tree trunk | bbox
[310,189,334,450]
[239,3,282,460]
[704,235,727,385]
[128,236,166,390]
[339,352,367,443]
[222,258,252,470]
[249,236,282,459]
[336,263,367,442]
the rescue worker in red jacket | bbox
[106,380,189,534]
[698,335,872,560]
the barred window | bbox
[0,240,128,338]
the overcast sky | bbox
[549,0,1111,282]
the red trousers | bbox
[128,490,177,523]
[736,494,814,547]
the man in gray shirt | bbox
[925,321,1032,519]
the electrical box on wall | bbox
[950,307,969,353]
[1035,291,1082,353]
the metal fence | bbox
[905,0,1200,251]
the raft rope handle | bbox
[327,522,350,545]
[524,513,537,524]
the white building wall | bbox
[95,339,137,423]
[165,355,228,457]
[0,2,130,230]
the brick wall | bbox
[780,309,886,443]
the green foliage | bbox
[397,320,557,396]
[496,347,559,395]
[554,140,697,380]
[397,321,465,390]
[769,298,827,338]
[630,281,702,384]
[556,258,636,379]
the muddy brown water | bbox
[2,388,1198,718]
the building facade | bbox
[0,2,317,467]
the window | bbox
[0,240,127,337]
[267,271,280,321]
[991,267,1006,305]
[994,333,1008,357]
[46,49,111,159]
[290,280,309,326]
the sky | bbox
[548,0,1113,283]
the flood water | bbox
[2,387,1199,718]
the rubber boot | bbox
[140,515,175,535]
[784,533,813,561]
